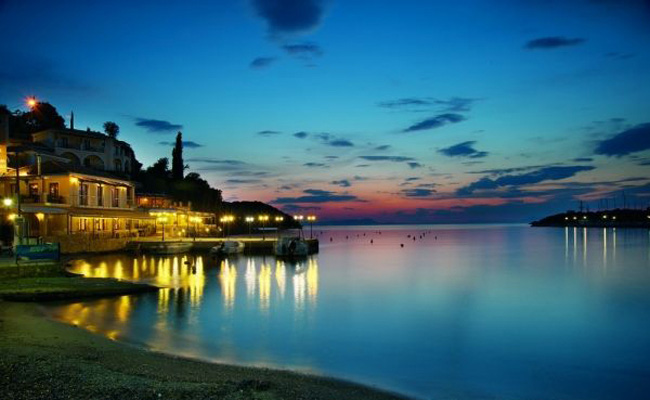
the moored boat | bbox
[140,241,193,255]
[275,237,309,257]
[210,240,245,256]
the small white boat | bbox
[275,237,309,257]
[143,241,193,255]
[211,240,245,256]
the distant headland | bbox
[531,208,650,228]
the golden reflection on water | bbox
[219,259,237,311]
[61,254,320,337]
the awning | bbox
[68,208,155,219]
[19,205,68,214]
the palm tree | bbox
[103,121,119,138]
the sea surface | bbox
[44,225,650,399]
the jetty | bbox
[531,208,650,228]
[128,237,319,255]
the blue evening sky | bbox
[1,0,649,223]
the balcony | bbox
[11,193,134,209]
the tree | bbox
[171,131,184,180]
[147,157,169,177]
[15,102,65,135]
[103,121,120,138]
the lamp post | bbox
[220,215,234,237]
[157,215,168,242]
[245,216,254,236]
[189,216,200,241]
[258,215,269,240]
[306,215,316,239]
[294,215,304,239]
[275,216,284,239]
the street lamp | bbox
[306,215,317,239]
[245,216,254,235]
[3,198,13,207]
[156,215,169,242]
[189,216,201,241]
[26,96,37,109]
[220,215,234,237]
[275,216,284,239]
[294,215,304,238]
[258,215,269,240]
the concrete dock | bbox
[129,237,319,255]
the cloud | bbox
[328,139,354,147]
[408,162,423,169]
[294,131,309,139]
[458,165,596,195]
[186,158,246,165]
[594,123,650,157]
[359,156,415,162]
[401,188,436,198]
[331,179,351,187]
[250,0,326,35]
[378,97,434,108]
[134,118,183,133]
[250,57,277,69]
[438,141,489,158]
[378,97,480,113]
[573,157,593,162]
[524,36,586,50]
[257,130,281,136]
[282,42,323,57]
[403,113,465,132]
[374,145,391,151]
[158,140,203,148]
[273,189,361,204]
[303,162,327,168]
[280,204,322,212]
[225,179,263,184]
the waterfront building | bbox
[136,193,217,238]
[0,109,217,251]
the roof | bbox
[33,128,108,140]
[8,142,58,156]
[28,160,134,183]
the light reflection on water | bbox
[45,225,650,400]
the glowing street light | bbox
[26,96,37,108]
[258,215,269,240]
[220,215,235,237]
[3,198,13,207]
[189,216,201,241]
[156,215,169,242]
[275,216,284,238]
[306,215,317,238]
[245,216,254,235]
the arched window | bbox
[84,155,105,170]
[60,152,81,165]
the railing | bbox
[10,193,135,209]
[58,141,82,150]
[83,144,105,152]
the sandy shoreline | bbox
[1,293,408,400]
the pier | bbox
[128,237,319,255]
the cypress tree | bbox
[171,131,184,180]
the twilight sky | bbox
[1,0,650,223]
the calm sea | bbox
[43,225,650,399]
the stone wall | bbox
[44,234,129,254]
